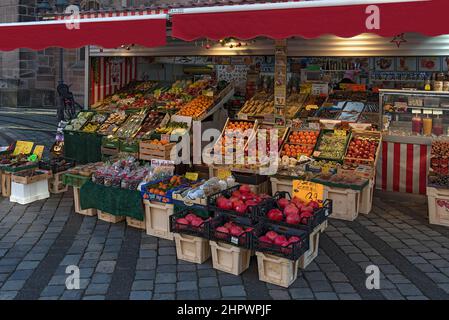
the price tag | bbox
[308,122,321,130]
[231,237,239,245]
[292,180,324,205]
[217,168,232,180]
[238,113,248,120]
[411,109,422,114]
[433,110,443,115]
[161,134,170,143]
[202,90,214,97]
[334,129,347,137]
[33,145,45,160]
[13,141,34,156]
[313,151,321,157]
[151,159,175,168]
[185,172,199,181]
[423,109,433,115]
[305,105,319,111]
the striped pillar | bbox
[376,141,430,195]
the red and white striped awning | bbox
[0,12,167,51]
[171,0,449,41]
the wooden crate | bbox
[73,187,97,217]
[1,172,11,197]
[126,216,146,230]
[343,130,382,168]
[318,220,328,233]
[174,233,211,264]
[139,141,176,161]
[101,146,119,156]
[298,228,321,269]
[270,176,293,196]
[324,186,360,221]
[49,171,68,194]
[359,177,375,215]
[144,200,174,240]
[12,171,52,185]
[427,187,449,227]
[98,210,125,224]
[210,241,251,276]
[256,252,299,288]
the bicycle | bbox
[57,83,83,121]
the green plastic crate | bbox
[102,136,120,149]
[63,173,91,188]
[119,140,140,154]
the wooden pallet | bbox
[49,171,69,194]
[98,210,125,224]
[126,216,146,230]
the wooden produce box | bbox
[270,176,294,196]
[174,233,211,264]
[98,210,125,224]
[343,130,382,168]
[256,252,299,288]
[359,176,375,215]
[139,141,176,161]
[73,187,97,217]
[126,216,146,230]
[298,227,321,269]
[49,171,69,194]
[324,185,360,221]
[1,172,11,197]
[210,241,251,276]
[12,170,52,185]
[427,187,449,227]
[101,146,119,156]
[144,200,174,240]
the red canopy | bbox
[172,0,449,41]
[0,14,167,51]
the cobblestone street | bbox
[1,191,449,300]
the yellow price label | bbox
[185,172,199,181]
[13,141,34,156]
[33,145,45,160]
[305,105,319,111]
[292,180,324,205]
[217,169,232,180]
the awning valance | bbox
[171,0,448,41]
[0,14,167,51]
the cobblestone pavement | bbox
[1,191,449,300]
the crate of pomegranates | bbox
[252,192,332,232]
[209,214,256,249]
[253,223,310,260]
[207,184,271,220]
[169,210,212,239]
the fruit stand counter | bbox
[375,134,431,195]
[79,180,145,221]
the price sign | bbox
[33,145,45,160]
[292,180,324,205]
[238,113,248,120]
[305,105,319,111]
[217,168,232,180]
[433,110,443,115]
[161,134,170,143]
[185,172,199,181]
[13,141,34,156]
[423,109,433,115]
[151,159,175,168]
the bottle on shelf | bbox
[433,115,444,136]
[412,114,423,135]
[423,115,433,136]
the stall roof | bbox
[171,0,448,41]
[0,13,167,51]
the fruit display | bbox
[306,160,340,174]
[39,157,74,173]
[64,112,94,131]
[344,134,380,165]
[244,126,287,165]
[176,95,214,118]
[429,140,449,187]
[114,110,147,139]
[134,112,166,139]
[174,177,234,204]
[285,93,308,119]
[155,121,189,136]
[298,95,327,118]
[97,113,129,136]
[215,120,256,155]
[171,211,211,237]
[312,172,369,189]
[209,184,270,216]
[142,175,195,203]
[210,215,255,248]
[282,130,319,158]
[239,93,272,116]
[314,130,350,161]
[81,113,109,133]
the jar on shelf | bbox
[433,116,444,136]
[423,116,433,136]
[412,115,423,135]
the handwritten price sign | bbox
[292,180,324,205]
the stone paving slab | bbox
[1,193,449,300]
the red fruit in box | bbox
[239,185,251,194]
[229,196,240,204]
[267,209,283,221]
[291,197,304,209]
[219,199,233,210]
[231,190,241,198]
[230,226,244,237]
[245,200,258,207]
[259,235,272,244]
[215,226,230,240]
[286,213,301,225]
[277,198,290,209]
[274,235,287,246]
[224,222,234,229]
[245,227,254,232]
[235,204,248,214]
[288,236,301,244]
[191,218,204,227]
[301,206,314,214]
[185,213,197,222]
[216,196,227,208]
[284,204,299,216]
[300,212,313,225]
[308,200,320,210]
[232,200,244,210]
[266,231,278,241]
[176,218,189,226]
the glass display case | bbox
[379,89,449,139]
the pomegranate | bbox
[215,226,229,240]
[224,222,234,230]
[229,196,240,204]
[191,218,204,227]
[308,200,320,210]
[288,236,301,244]
[220,199,233,210]
[291,197,304,208]
[284,204,299,216]
[245,200,258,207]
[277,198,290,209]
[266,231,278,242]
[274,235,287,246]
[232,200,244,210]
[239,184,251,194]
[286,212,301,225]
[259,236,272,245]
[235,204,248,214]
[185,213,197,222]
[231,190,241,198]
[216,196,227,208]
[230,225,244,236]
[176,218,189,225]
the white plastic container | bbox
[174,233,211,264]
[144,200,174,240]
[256,252,299,288]
[324,186,360,221]
[10,179,50,205]
[359,178,375,214]
[427,187,449,227]
[270,177,293,195]
[299,228,321,269]
[210,241,251,275]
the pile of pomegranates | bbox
[175,212,210,232]
[214,184,270,215]
[266,196,320,226]
[257,230,302,255]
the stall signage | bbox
[423,109,433,115]
[13,141,34,155]
[433,110,443,115]
[217,168,232,180]
[151,159,175,167]
[33,145,45,160]
[411,109,422,114]
[238,113,248,120]
[185,172,199,181]
[292,180,324,204]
